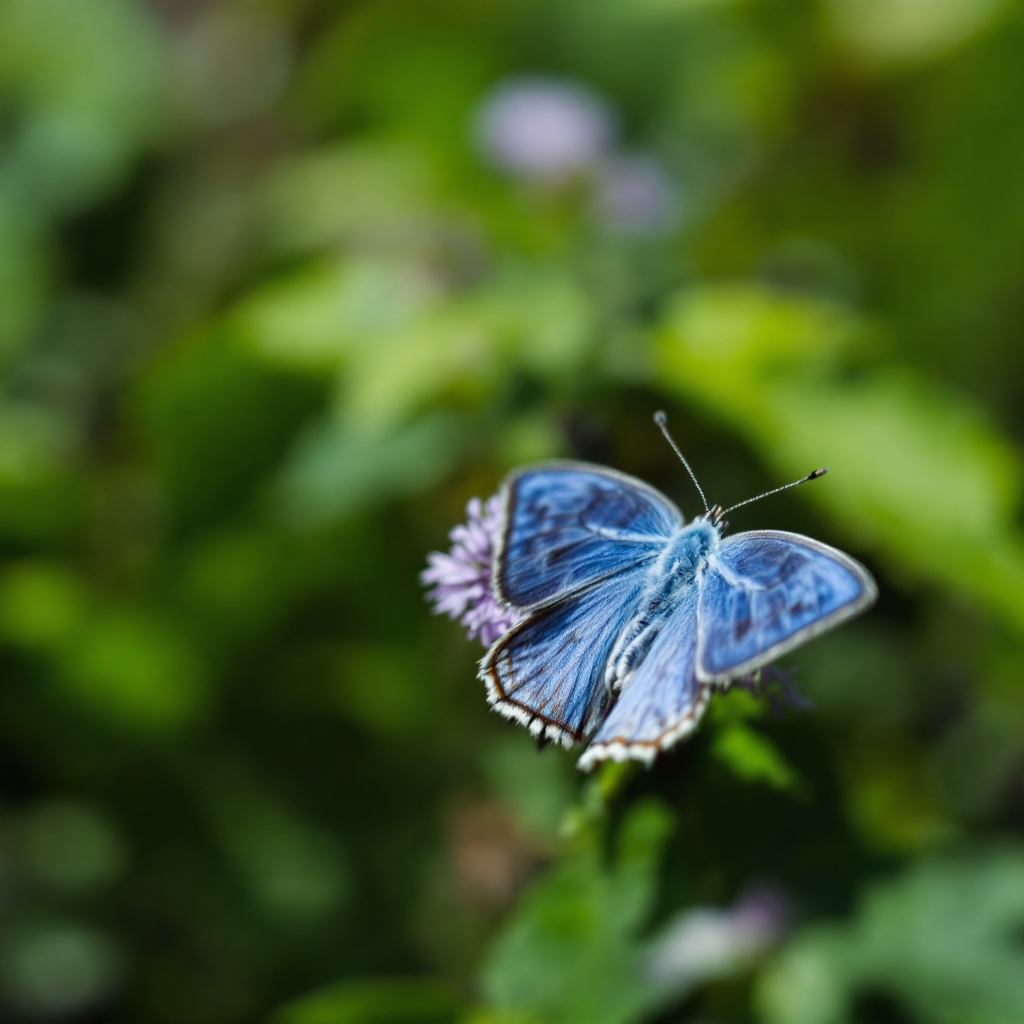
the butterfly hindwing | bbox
[481,567,647,746]
[578,586,711,770]
[495,463,682,610]
[696,530,877,682]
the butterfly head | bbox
[706,504,728,532]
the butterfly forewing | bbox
[696,530,877,682]
[495,463,682,610]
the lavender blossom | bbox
[421,495,523,647]
[592,153,682,234]
[473,77,616,183]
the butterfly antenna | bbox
[722,467,828,517]
[654,411,709,515]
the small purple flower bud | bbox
[593,153,682,234]
[473,77,616,183]
[731,884,791,943]
[422,495,524,647]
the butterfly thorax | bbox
[669,520,719,578]
[602,521,720,693]
[636,521,718,617]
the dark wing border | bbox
[577,685,712,771]
[477,597,605,748]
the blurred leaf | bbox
[56,609,209,731]
[19,801,126,892]
[236,256,443,372]
[0,197,46,359]
[333,643,432,737]
[274,413,461,527]
[827,0,1011,68]
[708,688,800,790]
[482,800,673,1024]
[841,741,954,854]
[273,979,465,1024]
[0,920,123,1017]
[758,850,1024,1024]
[262,142,449,254]
[709,687,764,723]
[481,736,576,842]
[756,931,850,1024]
[930,695,1024,819]
[207,766,349,924]
[344,264,594,428]
[0,562,88,651]
[293,5,494,146]
[713,723,799,791]
[0,0,166,212]
[138,332,322,531]
[657,283,1024,635]
[240,254,594,429]
[459,1011,542,1024]
[177,528,298,641]
[0,403,75,486]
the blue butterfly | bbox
[479,419,876,770]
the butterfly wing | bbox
[494,462,682,610]
[480,568,648,746]
[696,530,877,683]
[577,585,711,770]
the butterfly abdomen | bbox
[601,525,717,694]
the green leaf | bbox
[0,0,166,212]
[238,251,594,428]
[235,256,442,372]
[0,562,88,651]
[261,142,446,255]
[656,283,1024,637]
[713,723,800,791]
[273,979,465,1024]
[273,414,461,528]
[56,609,209,731]
[482,801,673,1024]
[481,736,576,842]
[758,851,1024,1024]
[826,0,1010,68]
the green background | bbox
[0,0,1023,1021]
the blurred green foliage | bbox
[483,801,674,1024]
[0,0,1023,1022]
[759,851,1024,1024]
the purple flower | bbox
[592,153,682,234]
[473,77,616,183]
[731,884,791,941]
[421,495,524,647]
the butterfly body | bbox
[480,461,876,769]
[605,521,714,682]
